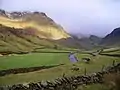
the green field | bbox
[0,53,69,70]
[102,47,120,53]
[102,50,120,55]
[0,52,120,86]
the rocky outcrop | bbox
[0,63,120,90]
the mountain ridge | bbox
[0,9,83,53]
[101,27,120,46]
[0,9,70,40]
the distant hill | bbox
[101,27,120,46]
[0,9,84,53]
[70,33,102,50]
[89,35,102,45]
[79,35,102,49]
[70,33,88,39]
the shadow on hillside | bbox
[0,64,64,77]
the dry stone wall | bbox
[0,64,64,77]
[0,63,120,90]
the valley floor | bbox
[0,52,120,86]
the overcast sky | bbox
[0,0,120,37]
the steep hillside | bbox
[0,9,70,40]
[0,9,83,53]
[0,24,58,53]
[101,27,120,46]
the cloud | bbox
[0,0,3,7]
[1,0,120,36]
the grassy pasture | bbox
[0,52,120,85]
[102,50,120,55]
[101,48,120,57]
[102,47,120,53]
[0,53,69,70]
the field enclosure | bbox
[0,50,120,85]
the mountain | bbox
[79,35,102,49]
[0,24,57,52]
[71,33,102,49]
[0,9,83,53]
[89,35,102,45]
[70,33,89,39]
[101,27,120,46]
[0,9,70,40]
